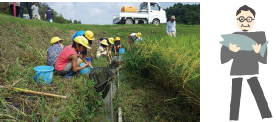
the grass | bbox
[113,27,200,121]
[0,13,200,121]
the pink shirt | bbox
[55,45,79,71]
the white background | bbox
[201,0,276,122]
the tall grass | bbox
[123,33,200,108]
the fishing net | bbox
[89,67,116,99]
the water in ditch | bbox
[91,81,118,122]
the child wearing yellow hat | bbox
[112,37,121,54]
[55,36,91,77]
[128,32,141,52]
[72,30,95,59]
[96,39,109,59]
[47,37,64,67]
[98,37,114,57]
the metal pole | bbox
[110,81,113,122]
[118,107,122,122]
[117,68,119,90]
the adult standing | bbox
[166,15,177,37]
[20,2,32,19]
[8,2,20,17]
[31,2,40,20]
[44,7,53,23]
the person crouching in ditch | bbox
[47,37,64,68]
[112,37,121,54]
[128,32,141,52]
[96,39,109,59]
[55,36,90,77]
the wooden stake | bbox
[1,86,67,99]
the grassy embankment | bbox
[0,13,199,121]
[114,25,200,121]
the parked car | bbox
[113,2,167,25]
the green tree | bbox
[163,3,200,25]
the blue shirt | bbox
[166,21,176,34]
[72,31,85,41]
[45,10,53,19]
[47,44,63,67]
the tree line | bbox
[0,2,81,24]
[163,3,200,25]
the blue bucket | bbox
[33,66,54,84]
[119,48,125,54]
[79,63,90,74]
[86,57,92,63]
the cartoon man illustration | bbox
[220,5,272,121]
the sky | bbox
[46,2,200,25]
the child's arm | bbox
[69,55,88,72]
[90,43,93,58]
[114,45,117,54]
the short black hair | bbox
[101,44,107,48]
[72,41,84,48]
[236,5,255,18]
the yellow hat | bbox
[84,31,95,40]
[50,37,63,44]
[136,32,141,38]
[74,36,91,49]
[101,39,109,46]
[108,37,114,44]
[115,37,120,41]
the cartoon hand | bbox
[252,43,261,54]
[229,43,240,52]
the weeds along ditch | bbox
[123,33,200,109]
[0,13,200,121]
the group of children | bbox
[46,30,142,78]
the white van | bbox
[113,2,167,25]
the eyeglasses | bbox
[237,16,255,22]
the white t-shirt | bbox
[31,5,39,15]
[130,33,136,37]
[96,46,107,58]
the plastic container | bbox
[86,57,92,63]
[33,66,54,84]
[121,6,137,12]
[79,63,90,74]
[119,48,125,54]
